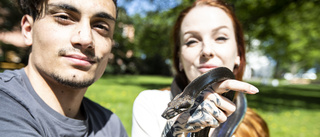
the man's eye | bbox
[94,24,109,36]
[95,24,109,31]
[53,14,73,24]
[57,15,69,20]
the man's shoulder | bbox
[0,69,29,95]
[0,69,26,95]
[0,69,25,87]
[0,68,34,118]
[0,69,22,82]
[83,97,128,137]
[0,70,42,136]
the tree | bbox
[120,0,193,75]
[0,0,22,31]
[0,0,25,64]
[230,0,320,77]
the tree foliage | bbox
[230,0,320,76]
[0,0,22,31]
[1,0,319,77]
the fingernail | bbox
[250,86,259,94]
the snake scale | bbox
[162,67,247,137]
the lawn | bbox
[85,75,320,137]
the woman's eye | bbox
[216,37,229,42]
[185,40,197,46]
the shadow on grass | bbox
[101,75,172,90]
[137,83,171,90]
[247,84,320,111]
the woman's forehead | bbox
[180,5,234,33]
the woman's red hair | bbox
[171,1,269,136]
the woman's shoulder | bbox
[134,88,172,106]
[138,88,171,97]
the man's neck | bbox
[24,65,87,120]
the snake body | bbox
[162,67,247,137]
[191,92,247,137]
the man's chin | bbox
[50,73,95,89]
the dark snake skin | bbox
[162,67,247,137]
[191,92,247,137]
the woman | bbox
[132,0,267,136]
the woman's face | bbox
[179,5,240,82]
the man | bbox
[0,0,128,136]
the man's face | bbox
[25,0,116,88]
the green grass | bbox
[85,75,173,137]
[85,75,320,137]
[246,83,320,137]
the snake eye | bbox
[178,102,192,110]
[178,108,189,113]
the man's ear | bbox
[21,15,34,46]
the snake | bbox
[161,67,247,137]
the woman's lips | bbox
[198,65,218,73]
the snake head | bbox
[161,96,194,119]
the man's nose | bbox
[71,21,94,49]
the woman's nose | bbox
[201,41,214,58]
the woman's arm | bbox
[132,90,171,137]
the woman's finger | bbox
[210,79,259,94]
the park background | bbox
[0,0,319,136]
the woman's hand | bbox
[162,80,258,137]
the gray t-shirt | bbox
[0,69,128,137]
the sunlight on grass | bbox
[248,83,320,137]
[255,109,320,137]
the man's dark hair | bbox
[17,0,117,20]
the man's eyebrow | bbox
[48,4,116,22]
[48,3,79,13]
[94,12,116,22]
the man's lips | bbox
[64,54,96,64]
